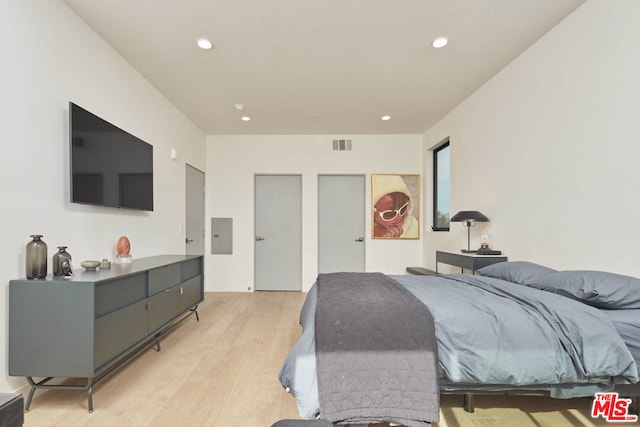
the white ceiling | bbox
[62,0,584,135]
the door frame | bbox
[253,174,302,291]
[317,174,366,273]
[185,164,205,255]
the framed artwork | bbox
[372,174,420,239]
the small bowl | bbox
[81,260,101,271]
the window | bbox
[432,140,450,231]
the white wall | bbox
[423,0,640,276]
[206,135,424,292]
[0,0,206,393]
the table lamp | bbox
[450,210,489,253]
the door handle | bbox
[355,237,364,242]
[256,236,265,241]
[185,238,194,244]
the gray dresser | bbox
[9,254,204,412]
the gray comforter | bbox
[315,273,439,427]
[278,273,638,419]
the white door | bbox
[254,175,301,291]
[185,164,205,255]
[318,175,365,273]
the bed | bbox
[278,262,640,426]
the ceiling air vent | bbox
[332,139,352,151]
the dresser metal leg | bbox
[24,376,45,412]
[88,379,94,413]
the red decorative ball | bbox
[117,236,131,256]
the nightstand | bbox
[0,393,23,426]
[435,250,508,274]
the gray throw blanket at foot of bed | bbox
[315,272,439,427]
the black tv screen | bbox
[69,102,154,211]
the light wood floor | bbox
[21,292,625,427]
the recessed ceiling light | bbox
[381,115,391,121]
[241,116,251,122]
[234,104,245,111]
[432,37,448,48]
[196,38,213,50]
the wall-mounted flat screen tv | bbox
[69,102,154,211]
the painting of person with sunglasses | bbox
[372,174,419,239]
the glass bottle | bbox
[53,246,72,276]
[26,234,48,279]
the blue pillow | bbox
[528,270,640,309]
[477,261,557,285]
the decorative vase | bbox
[53,246,73,277]
[26,234,48,279]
